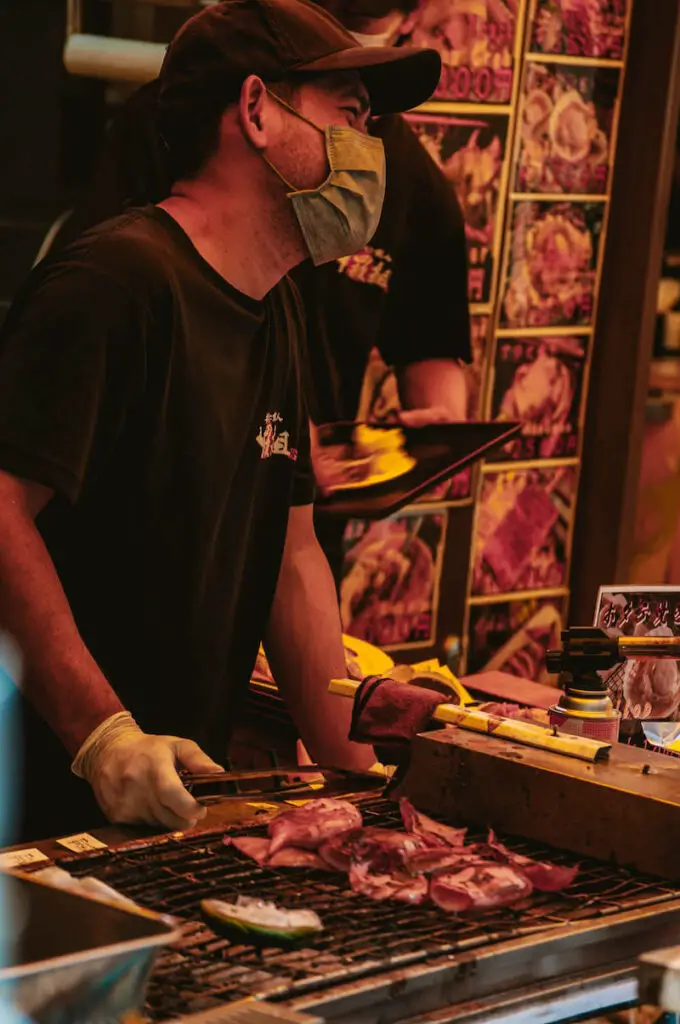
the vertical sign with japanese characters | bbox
[462,0,634,679]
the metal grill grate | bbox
[57,797,680,1021]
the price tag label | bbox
[56,833,108,854]
[0,847,49,869]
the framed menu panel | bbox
[340,508,448,650]
[466,593,566,682]
[399,0,526,104]
[516,61,621,195]
[499,200,606,329]
[471,463,578,596]
[529,0,630,61]
[488,333,588,461]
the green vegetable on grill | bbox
[201,896,323,947]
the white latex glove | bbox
[72,712,223,831]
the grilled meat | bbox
[400,797,468,847]
[268,799,363,855]
[431,864,533,912]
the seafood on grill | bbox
[224,797,579,914]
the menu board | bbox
[406,112,509,304]
[467,595,565,682]
[340,509,448,650]
[529,0,629,60]
[399,0,524,104]
[594,587,680,721]
[500,200,605,329]
[516,62,620,195]
[488,334,588,461]
[471,465,577,596]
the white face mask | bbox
[265,92,386,267]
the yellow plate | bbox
[342,634,394,677]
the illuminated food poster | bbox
[398,0,522,104]
[489,334,587,461]
[530,0,629,60]
[467,596,565,681]
[594,587,680,720]
[517,62,620,195]
[500,200,605,328]
[408,113,508,305]
[593,589,680,724]
[340,509,448,649]
[472,465,577,595]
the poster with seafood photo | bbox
[340,509,448,650]
[488,334,587,461]
[407,113,509,304]
[594,587,680,721]
[471,464,577,596]
[516,62,620,195]
[466,595,565,681]
[529,0,629,60]
[500,200,605,328]
[397,0,525,104]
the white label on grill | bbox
[0,847,49,868]
[56,832,108,853]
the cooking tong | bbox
[180,764,384,801]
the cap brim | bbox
[297,46,441,116]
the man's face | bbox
[266,70,370,192]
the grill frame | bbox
[55,797,680,1022]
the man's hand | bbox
[74,713,223,831]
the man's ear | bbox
[238,75,273,151]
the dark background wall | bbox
[0,0,108,326]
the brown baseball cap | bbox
[158,0,441,117]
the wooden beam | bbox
[570,0,680,624]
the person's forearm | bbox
[264,532,374,772]
[0,504,123,755]
[398,359,468,421]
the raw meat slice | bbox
[404,846,488,876]
[349,863,428,904]
[225,835,327,870]
[400,798,467,847]
[268,799,362,855]
[430,864,533,913]
[319,827,424,873]
[226,836,272,865]
[486,831,578,892]
[268,847,327,870]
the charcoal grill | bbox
[54,797,680,1023]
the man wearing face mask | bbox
[0,0,440,840]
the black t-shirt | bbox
[0,206,313,765]
[294,114,472,425]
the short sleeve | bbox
[376,117,472,370]
[0,259,144,503]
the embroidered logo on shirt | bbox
[336,246,393,293]
[256,412,298,462]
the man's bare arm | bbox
[0,469,220,829]
[0,469,123,755]
[264,504,374,771]
[398,359,468,422]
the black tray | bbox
[315,420,521,519]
